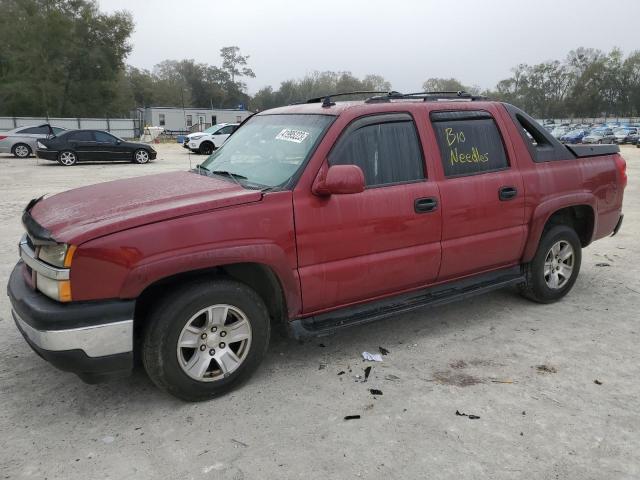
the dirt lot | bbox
[0,144,639,480]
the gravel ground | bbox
[1,144,639,480]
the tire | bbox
[597,140,602,144]
[142,279,271,401]
[198,142,215,155]
[519,225,582,304]
[133,149,150,164]
[57,150,77,166]
[12,143,31,158]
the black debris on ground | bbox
[344,415,361,420]
[318,363,326,370]
[369,388,383,396]
[595,263,611,267]
[318,343,326,348]
[363,366,372,382]
[535,364,557,374]
[378,346,390,356]
[337,371,345,376]
[594,379,603,385]
[455,410,480,420]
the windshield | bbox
[199,114,334,188]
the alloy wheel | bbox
[59,151,76,166]
[176,304,252,382]
[135,150,150,163]
[14,145,30,158]
[544,240,574,289]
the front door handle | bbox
[499,186,518,201]
[415,197,438,213]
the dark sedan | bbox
[36,130,157,166]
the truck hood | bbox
[29,171,262,244]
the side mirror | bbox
[312,164,365,196]
[116,140,122,144]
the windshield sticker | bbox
[275,129,310,143]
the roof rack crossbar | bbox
[305,91,402,107]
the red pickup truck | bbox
[7,92,626,401]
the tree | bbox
[220,46,255,87]
[422,77,467,93]
[0,0,134,117]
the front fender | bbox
[522,192,597,263]
[119,241,301,317]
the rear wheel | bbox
[142,279,271,401]
[12,143,31,158]
[133,149,150,164]
[519,225,582,303]
[57,150,77,166]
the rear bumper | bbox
[36,149,59,161]
[7,262,135,383]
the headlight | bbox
[191,135,203,140]
[37,141,47,149]
[38,243,76,268]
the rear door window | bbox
[19,126,50,135]
[431,111,508,177]
[68,131,95,141]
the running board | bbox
[289,266,525,339]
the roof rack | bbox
[365,91,488,103]
[305,91,402,108]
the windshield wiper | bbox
[211,170,247,187]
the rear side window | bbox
[330,116,424,187]
[68,131,94,141]
[217,125,235,135]
[431,112,508,177]
[19,126,49,134]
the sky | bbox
[98,0,640,95]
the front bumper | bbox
[7,262,135,383]
[36,149,59,161]
[149,150,157,160]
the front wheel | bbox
[519,225,582,303]
[142,279,271,401]
[198,142,215,155]
[133,149,150,164]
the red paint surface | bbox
[29,101,625,319]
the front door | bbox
[211,125,235,148]
[294,113,442,314]
[429,109,526,280]
[93,131,124,160]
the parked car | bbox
[613,127,638,144]
[8,94,626,401]
[183,123,239,155]
[560,129,590,144]
[550,126,569,139]
[0,124,67,158]
[582,128,616,144]
[36,130,157,166]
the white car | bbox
[183,123,239,155]
[0,124,67,158]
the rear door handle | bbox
[499,186,518,201]
[414,197,438,213]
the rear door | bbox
[67,130,97,160]
[294,113,442,314]
[429,109,526,280]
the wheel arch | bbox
[133,262,291,343]
[522,195,596,263]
